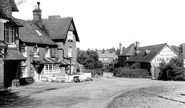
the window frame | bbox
[4,24,16,44]
[21,46,27,57]
[44,64,60,73]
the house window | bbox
[67,31,73,42]
[4,25,15,44]
[21,46,27,57]
[34,46,39,57]
[44,64,60,73]
[45,48,50,57]
[51,48,56,58]
[68,46,72,57]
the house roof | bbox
[126,43,167,63]
[9,0,18,12]
[98,52,117,58]
[0,11,23,26]
[5,48,26,60]
[33,58,66,65]
[17,19,56,46]
[0,0,18,12]
[42,16,80,41]
[120,43,135,56]
[103,58,114,64]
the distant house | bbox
[0,0,26,87]
[98,51,117,65]
[18,2,80,81]
[126,43,177,79]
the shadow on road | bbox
[0,90,40,108]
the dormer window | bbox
[45,47,50,58]
[21,46,27,57]
[145,50,150,55]
[67,31,73,42]
[34,46,39,57]
[4,25,15,44]
[35,30,43,37]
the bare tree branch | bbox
[15,0,27,6]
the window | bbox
[51,48,56,58]
[4,25,15,44]
[45,65,49,73]
[67,31,73,42]
[44,64,60,73]
[45,48,50,57]
[21,46,27,57]
[34,46,39,57]
[68,46,72,57]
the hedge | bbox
[113,67,150,78]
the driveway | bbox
[2,73,185,108]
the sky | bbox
[13,0,185,50]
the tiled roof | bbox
[42,16,80,41]
[5,48,26,60]
[17,19,56,46]
[0,12,23,26]
[120,43,135,56]
[0,0,18,12]
[98,52,117,58]
[33,58,66,65]
[9,0,18,12]
[126,43,167,63]
[103,58,114,64]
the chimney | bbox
[135,41,140,50]
[33,2,42,22]
[119,42,122,55]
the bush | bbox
[130,62,140,69]
[85,69,104,77]
[113,67,150,78]
[158,56,185,81]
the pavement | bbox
[1,72,185,108]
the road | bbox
[2,73,185,108]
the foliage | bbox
[15,0,27,6]
[85,69,104,77]
[130,62,140,69]
[158,56,185,81]
[113,67,150,78]
[77,50,103,69]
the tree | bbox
[15,0,27,6]
[116,49,120,56]
[158,56,185,81]
[102,49,105,53]
[77,50,103,69]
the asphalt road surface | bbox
[2,73,185,108]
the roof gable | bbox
[126,43,167,63]
[120,43,135,56]
[17,19,56,46]
[42,16,79,41]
